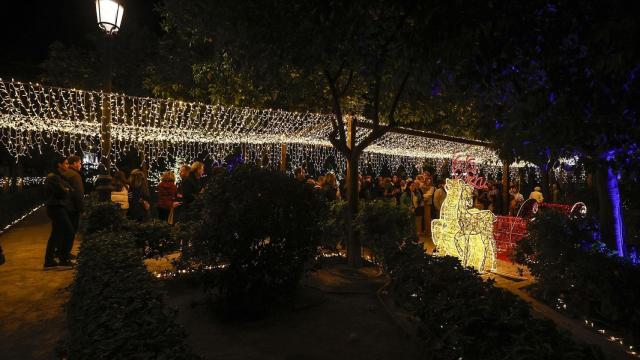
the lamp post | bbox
[95,0,124,200]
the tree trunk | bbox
[502,159,510,215]
[540,166,550,202]
[346,154,362,267]
[280,144,287,172]
[595,164,625,256]
[345,116,362,267]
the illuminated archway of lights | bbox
[432,178,497,272]
[0,79,530,178]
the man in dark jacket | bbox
[43,156,74,269]
[64,155,84,235]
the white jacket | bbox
[111,186,129,210]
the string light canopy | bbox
[96,0,124,35]
[0,79,529,177]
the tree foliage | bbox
[470,0,640,174]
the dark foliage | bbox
[123,219,179,258]
[82,199,127,235]
[0,186,44,231]
[514,210,640,345]
[65,231,198,359]
[180,164,326,318]
[82,196,179,259]
[357,205,602,359]
[356,200,416,269]
[320,200,349,250]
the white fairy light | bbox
[431,178,497,272]
[0,79,531,176]
[0,204,44,236]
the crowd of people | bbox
[108,161,207,225]
[41,156,559,269]
[41,156,209,270]
[294,166,560,236]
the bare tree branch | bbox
[324,68,347,146]
[339,69,354,97]
[372,72,381,124]
[354,124,391,158]
[329,128,350,157]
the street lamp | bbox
[96,0,124,35]
[95,0,124,199]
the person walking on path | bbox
[433,180,446,219]
[63,155,84,238]
[400,181,424,236]
[180,161,205,207]
[110,170,129,212]
[127,169,151,223]
[43,156,74,269]
[156,171,177,223]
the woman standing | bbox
[127,169,150,222]
[110,170,129,212]
[400,181,424,236]
[157,171,177,223]
[43,156,75,269]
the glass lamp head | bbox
[96,0,124,35]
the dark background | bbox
[0,0,160,82]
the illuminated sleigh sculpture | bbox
[432,178,497,272]
[493,200,588,260]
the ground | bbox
[0,209,633,359]
[0,209,77,360]
[165,264,419,360]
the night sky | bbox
[0,0,160,82]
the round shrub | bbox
[181,164,326,318]
[82,200,127,235]
[357,200,417,270]
[514,209,640,345]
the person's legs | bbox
[66,210,80,257]
[424,206,432,238]
[44,206,63,267]
[55,210,75,264]
[157,207,169,222]
[415,215,423,236]
[68,211,80,233]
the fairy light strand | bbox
[0,79,540,179]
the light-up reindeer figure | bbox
[431,178,497,272]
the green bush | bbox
[356,204,602,359]
[123,219,179,258]
[65,231,198,359]
[83,196,179,259]
[320,200,350,250]
[514,210,640,345]
[82,199,127,234]
[180,164,326,318]
[413,255,602,359]
[357,200,416,269]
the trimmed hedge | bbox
[358,203,604,359]
[178,164,326,318]
[514,209,640,346]
[64,199,197,359]
[83,198,179,258]
[65,231,198,359]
